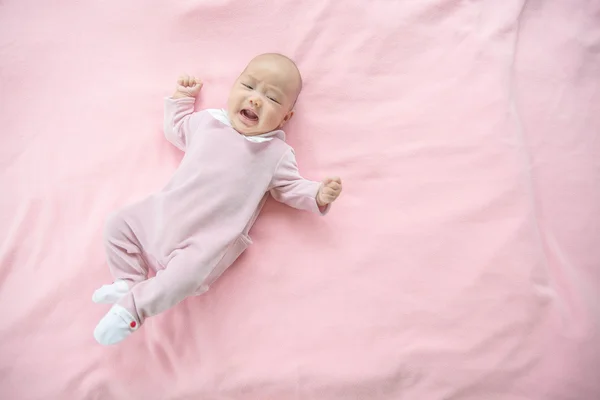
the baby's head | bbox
[227,53,302,136]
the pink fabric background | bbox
[1,0,599,399]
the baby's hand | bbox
[172,74,203,99]
[317,177,343,207]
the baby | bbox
[93,53,343,345]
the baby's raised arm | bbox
[163,75,203,151]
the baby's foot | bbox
[92,280,129,304]
[93,305,139,345]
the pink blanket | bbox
[1,0,599,398]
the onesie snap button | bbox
[130,321,137,328]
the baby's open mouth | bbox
[240,109,259,122]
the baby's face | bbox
[227,55,301,136]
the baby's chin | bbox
[230,115,276,136]
[231,119,268,136]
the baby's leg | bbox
[123,252,208,321]
[92,212,149,304]
[94,252,210,345]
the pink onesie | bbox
[104,97,327,326]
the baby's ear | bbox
[280,110,294,127]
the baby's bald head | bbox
[227,53,302,135]
[243,53,303,107]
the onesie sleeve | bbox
[163,97,204,151]
[269,149,330,215]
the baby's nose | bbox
[249,98,262,108]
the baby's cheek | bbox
[264,113,280,129]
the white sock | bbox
[93,304,139,345]
[92,280,130,304]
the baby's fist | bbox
[317,177,342,207]
[173,74,203,98]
